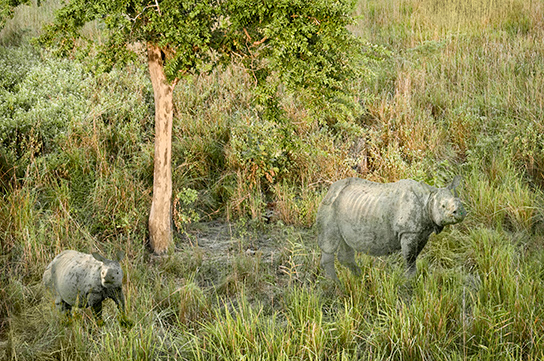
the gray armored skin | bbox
[43,250,125,320]
[317,176,466,281]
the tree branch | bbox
[243,27,268,49]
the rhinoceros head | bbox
[92,251,124,287]
[430,176,466,228]
[92,251,126,311]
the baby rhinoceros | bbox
[317,176,466,281]
[43,250,126,322]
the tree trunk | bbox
[147,43,177,254]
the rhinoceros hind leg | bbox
[320,252,339,282]
[317,214,341,253]
[337,239,361,277]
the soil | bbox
[177,220,315,263]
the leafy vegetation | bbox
[1,0,544,359]
[37,0,373,254]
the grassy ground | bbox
[1,0,544,359]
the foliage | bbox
[34,0,381,147]
[38,0,372,105]
[0,45,90,164]
[173,187,200,231]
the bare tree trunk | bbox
[147,43,177,254]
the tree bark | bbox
[147,43,176,254]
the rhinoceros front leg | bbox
[337,239,361,277]
[401,233,423,278]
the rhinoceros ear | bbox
[92,252,107,263]
[447,176,462,195]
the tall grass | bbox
[1,0,544,359]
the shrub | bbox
[0,47,90,163]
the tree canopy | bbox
[39,0,368,113]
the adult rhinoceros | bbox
[316,176,466,281]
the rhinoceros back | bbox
[319,178,355,206]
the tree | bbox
[39,0,369,254]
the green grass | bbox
[2,0,544,359]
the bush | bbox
[0,46,90,163]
